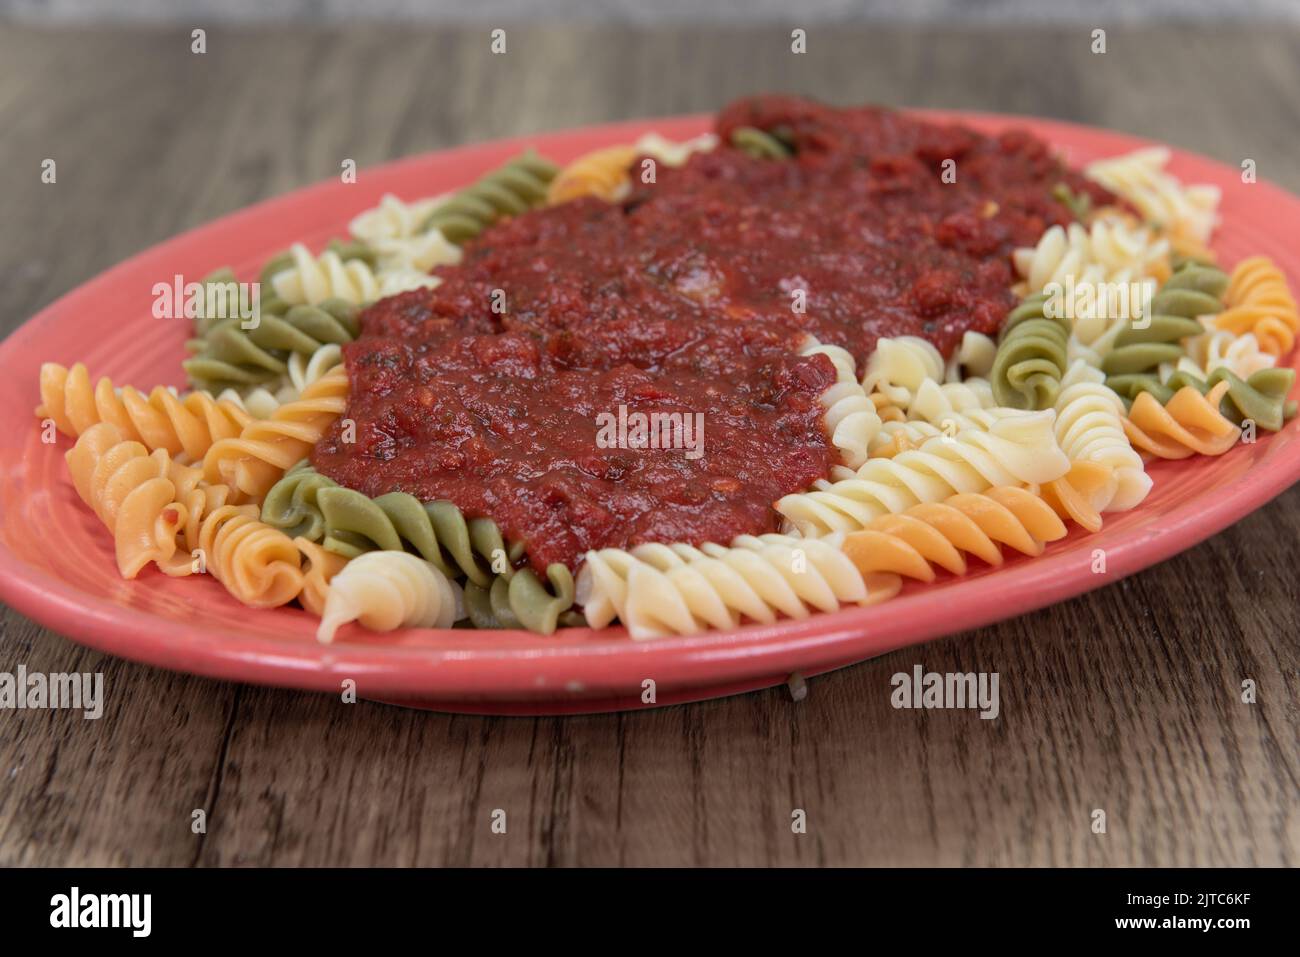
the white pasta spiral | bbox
[348,193,444,243]
[576,533,868,639]
[799,337,881,468]
[1164,328,1276,382]
[944,331,997,382]
[271,242,381,306]
[633,131,719,167]
[215,344,344,419]
[317,551,465,643]
[901,378,996,435]
[1052,360,1151,511]
[776,409,1070,537]
[860,335,944,409]
[1013,218,1169,294]
[1085,147,1220,245]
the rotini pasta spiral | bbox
[202,364,349,502]
[65,424,192,578]
[1049,360,1151,522]
[547,144,638,205]
[66,423,305,605]
[840,486,1068,583]
[463,565,580,634]
[317,551,464,643]
[348,193,444,244]
[294,536,348,617]
[903,378,996,433]
[183,299,359,391]
[800,337,881,468]
[37,363,251,460]
[776,409,1070,537]
[1109,365,1296,432]
[267,243,382,306]
[1085,146,1220,245]
[990,294,1070,409]
[1122,381,1241,459]
[577,534,873,639]
[944,331,998,382]
[418,150,559,243]
[260,461,577,634]
[1099,261,1227,378]
[1213,256,1298,357]
[1012,218,1170,295]
[860,336,944,409]
[729,126,794,160]
[1164,329,1276,384]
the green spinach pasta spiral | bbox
[730,125,794,160]
[990,293,1071,409]
[260,460,576,633]
[1109,366,1297,432]
[183,299,360,391]
[1100,262,1228,378]
[417,150,559,243]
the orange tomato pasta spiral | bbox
[839,486,1068,584]
[66,422,306,606]
[190,503,305,608]
[202,364,349,502]
[38,362,251,459]
[65,423,191,578]
[547,144,637,205]
[1214,256,1298,357]
[1122,381,1240,459]
[295,536,349,616]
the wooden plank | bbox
[0,22,1296,867]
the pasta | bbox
[66,422,306,605]
[547,134,727,206]
[1099,261,1227,379]
[317,551,464,643]
[294,536,348,617]
[1012,217,1170,294]
[800,337,881,468]
[776,409,1070,538]
[1214,256,1298,357]
[37,363,251,460]
[839,486,1068,582]
[547,144,638,205]
[1109,365,1296,432]
[1123,381,1241,459]
[267,242,382,307]
[260,460,578,634]
[1049,360,1151,523]
[202,365,349,502]
[65,423,192,578]
[944,331,998,382]
[1166,329,1276,383]
[577,534,875,639]
[989,294,1070,409]
[348,193,445,244]
[729,126,793,159]
[860,336,945,409]
[418,150,559,243]
[1084,146,1220,246]
[182,299,359,391]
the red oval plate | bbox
[2,111,1298,714]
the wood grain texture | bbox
[0,22,1297,867]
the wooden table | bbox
[1,22,1296,867]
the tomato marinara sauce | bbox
[312,96,1113,571]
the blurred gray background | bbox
[5,0,1300,23]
